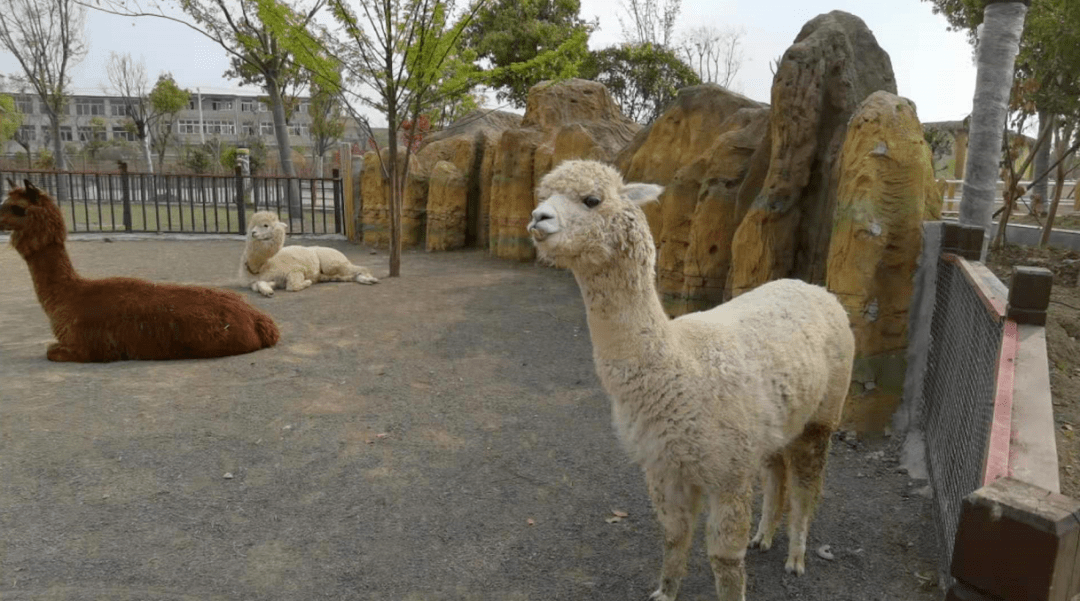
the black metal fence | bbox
[0,165,345,235]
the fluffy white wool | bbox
[528,159,856,601]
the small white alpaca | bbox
[240,211,378,297]
[527,160,855,601]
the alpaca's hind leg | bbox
[285,271,312,292]
[749,453,787,551]
[783,422,833,575]
[645,469,702,601]
[706,481,753,601]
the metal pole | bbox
[119,161,132,232]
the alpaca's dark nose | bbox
[530,207,554,224]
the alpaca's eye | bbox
[583,195,601,209]
[8,205,26,217]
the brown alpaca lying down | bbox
[1,179,280,362]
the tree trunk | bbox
[992,116,1053,249]
[141,133,155,175]
[314,152,324,178]
[387,105,402,278]
[1032,109,1053,212]
[954,130,969,179]
[47,112,68,203]
[959,1,1029,260]
[1041,124,1074,247]
[264,76,302,222]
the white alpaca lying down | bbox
[240,211,378,297]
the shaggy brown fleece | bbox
[1,179,280,362]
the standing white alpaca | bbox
[526,160,855,601]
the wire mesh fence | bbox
[0,168,344,236]
[922,256,1004,580]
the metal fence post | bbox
[332,168,342,235]
[235,166,246,234]
[119,161,132,232]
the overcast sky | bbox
[2,0,977,125]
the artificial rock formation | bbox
[728,10,898,297]
[358,110,521,250]
[489,79,640,260]
[359,149,428,248]
[615,84,769,315]
[826,91,943,431]
[425,160,469,251]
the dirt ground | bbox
[986,243,1080,500]
[0,239,940,600]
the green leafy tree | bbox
[148,73,191,170]
[105,53,182,174]
[92,0,326,219]
[0,94,23,145]
[924,0,1031,257]
[579,42,700,124]
[307,76,346,176]
[461,0,593,107]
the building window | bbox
[16,125,36,141]
[210,99,233,111]
[59,126,73,141]
[178,119,201,134]
[110,101,133,117]
[202,119,235,135]
[75,98,105,116]
[260,121,275,136]
[241,122,257,136]
[240,100,255,112]
[78,125,107,142]
[14,96,33,114]
[112,126,136,142]
[289,122,309,137]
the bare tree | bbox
[617,0,680,48]
[104,52,159,172]
[0,0,87,198]
[677,25,743,89]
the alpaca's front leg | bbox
[646,470,702,601]
[253,281,275,297]
[706,482,753,601]
[46,342,90,362]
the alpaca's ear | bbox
[22,179,40,202]
[277,220,289,233]
[622,182,663,205]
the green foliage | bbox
[148,73,190,115]
[182,144,214,174]
[221,139,268,174]
[462,0,594,107]
[579,42,700,124]
[0,94,22,142]
[308,78,346,156]
[33,148,54,169]
[923,0,1080,120]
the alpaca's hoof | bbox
[749,532,772,551]
[784,554,805,576]
[356,274,378,285]
[648,589,675,601]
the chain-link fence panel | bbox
[922,257,1004,579]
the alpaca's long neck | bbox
[574,258,670,365]
[23,242,82,313]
